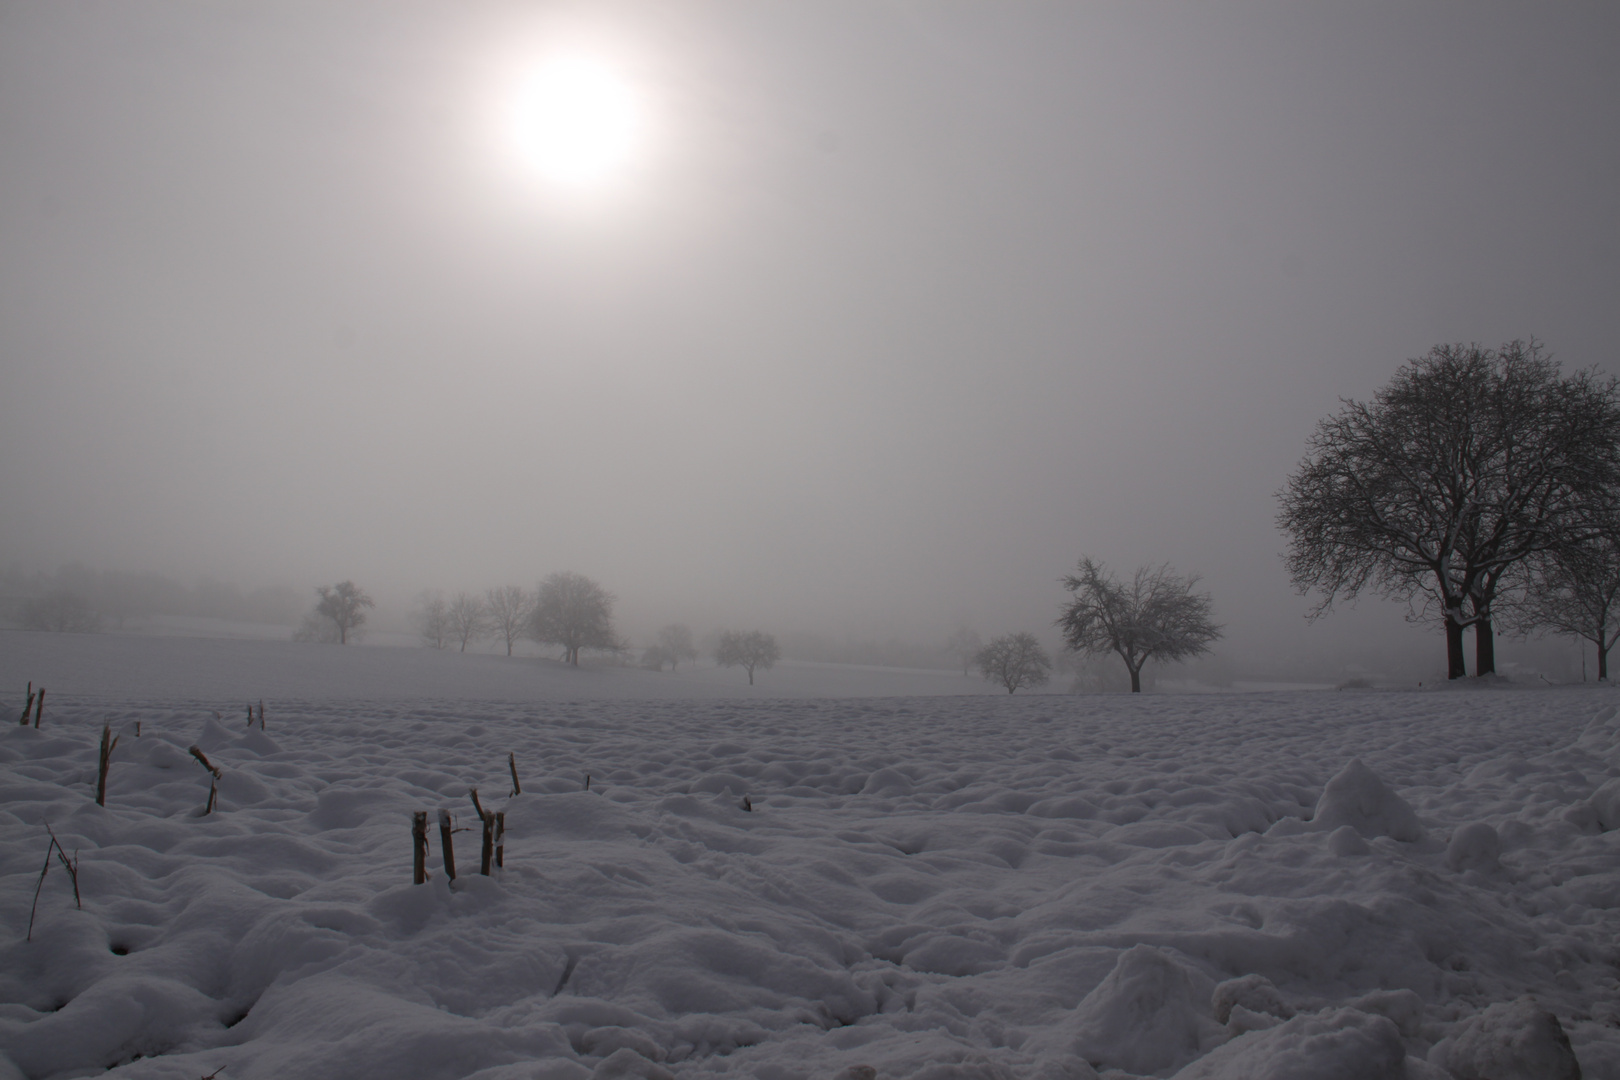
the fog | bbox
[2,3,1616,678]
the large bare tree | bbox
[530,572,619,666]
[1057,559,1221,692]
[1277,341,1620,678]
[484,585,534,657]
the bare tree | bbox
[657,623,698,670]
[946,626,983,676]
[715,630,780,685]
[313,581,373,644]
[1515,524,1620,680]
[530,572,619,665]
[446,592,490,652]
[975,632,1051,694]
[417,592,450,649]
[1058,558,1221,692]
[484,586,534,657]
[20,590,101,633]
[1278,341,1620,678]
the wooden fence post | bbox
[438,808,457,880]
[33,687,44,728]
[480,811,495,876]
[412,811,428,884]
[96,724,118,806]
[508,752,521,796]
[19,682,32,726]
[495,811,505,868]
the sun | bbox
[511,56,640,188]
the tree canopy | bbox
[1057,559,1220,692]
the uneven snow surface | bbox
[4,675,1620,1079]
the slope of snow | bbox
[2,646,1618,1078]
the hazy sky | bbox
[2,2,1617,670]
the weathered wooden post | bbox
[412,811,428,884]
[495,811,506,868]
[438,808,457,880]
[96,724,118,806]
[479,811,495,876]
[508,752,521,796]
[33,687,44,728]
[469,788,486,821]
[188,745,222,816]
[19,682,32,726]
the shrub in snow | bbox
[1309,758,1424,842]
[1444,822,1502,872]
[1172,1007,1408,1080]
[1070,944,1224,1075]
[1437,996,1582,1080]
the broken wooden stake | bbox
[188,745,222,778]
[204,778,218,815]
[508,752,521,796]
[584,773,591,792]
[412,811,429,884]
[480,810,495,876]
[19,682,32,726]
[438,808,457,880]
[495,811,505,869]
[469,787,486,821]
[258,700,265,729]
[135,720,141,737]
[246,702,253,724]
[742,794,752,812]
[95,724,118,806]
[32,687,44,728]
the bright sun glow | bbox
[511,56,640,188]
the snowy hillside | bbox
[3,675,1618,1078]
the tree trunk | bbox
[1445,617,1467,679]
[1128,664,1141,693]
[1599,641,1610,681]
[746,666,755,685]
[1474,615,1495,676]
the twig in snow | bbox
[584,773,591,792]
[508,752,521,796]
[468,787,486,821]
[188,745,222,778]
[26,825,80,942]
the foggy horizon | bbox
[4,3,1617,681]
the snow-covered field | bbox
[3,636,1618,1079]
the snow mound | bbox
[1070,944,1222,1075]
[1309,758,1424,842]
[1211,973,1291,1025]
[1172,1007,1407,1079]
[1445,822,1502,872]
[1437,996,1582,1080]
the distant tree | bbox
[715,629,781,685]
[1057,558,1221,692]
[484,586,534,657]
[657,623,698,670]
[975,632,1051,694]
[1277,341,1620,678]
[417,592,451,649]
[445,593,490,652]
[641,644,674,671]
[20,590,101,633]
[946,627,983,676]
[530,571,619,665]
[1514,523,1620,680]
[313,580,373,644]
